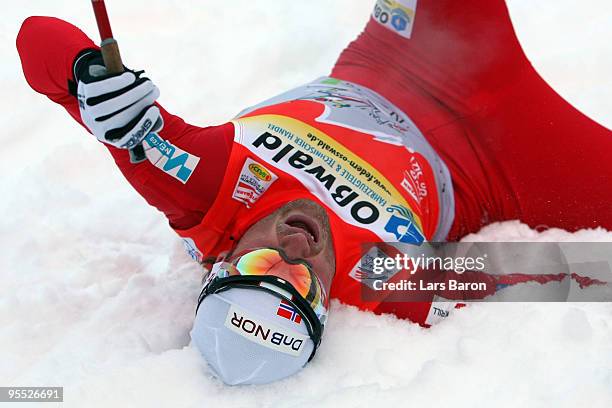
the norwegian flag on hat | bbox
[276,299,302,324]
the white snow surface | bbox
[1,1,611,407]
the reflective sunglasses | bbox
[235,248,328,308]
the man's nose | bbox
[279,232,312,260]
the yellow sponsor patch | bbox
[248,163,273,182]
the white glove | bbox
[74,51,162,149]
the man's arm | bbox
[17,16,234,230]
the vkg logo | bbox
[143,133,200,184]
[384,205,424,244]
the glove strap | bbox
[68,49,100,97]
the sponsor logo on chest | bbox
[232,158,278,207]
[241,122,424,244]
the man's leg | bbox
[331,0,612,239]
[463,65,612,233]
[331,0,526,239]
[332,0,612,323]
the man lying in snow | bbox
[17,0,611,385]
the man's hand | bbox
[74,50,162,149]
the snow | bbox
[1,0,611,407]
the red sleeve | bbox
[17,16,233,230]
[17,16,96,122]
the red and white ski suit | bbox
[17,0,612,325]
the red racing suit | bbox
[17,0,612,325]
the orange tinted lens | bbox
[235,248,315,299]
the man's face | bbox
[227,199,336,292]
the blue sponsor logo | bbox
[384,205,424,244]
[391,9,409,32]
[144,133,199,184]
[163,151,194,182]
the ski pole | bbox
[91,0,147,163]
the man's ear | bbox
[215,250,230,263]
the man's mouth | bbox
[283,214,320,244]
